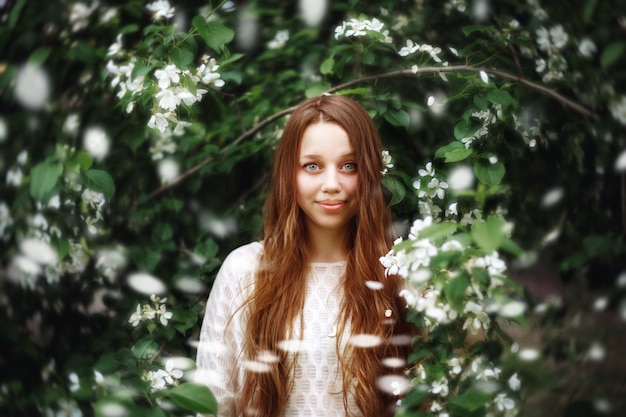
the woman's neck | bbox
[307,227,350,263]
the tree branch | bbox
[149,65,599,198]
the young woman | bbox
[195,95,411,417]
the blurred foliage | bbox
[1,0,625,416]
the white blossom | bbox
[268,30,290,49]
[427,177,449,199]
[146,0,175,20]
[578,38,597,57]
[0,117,7,142]
[549,25,568,49]
[154,64,181,89]
[81,189,106,211]
[494,393,516,411]
[508,372,521,391]
[68,372,80,392]
[418,162,435,177]
[69,1,98,32]
[398,39,419,56]
[6,167,23,187]
[536,27,551,52]
[448,357,463,375]
[431,378,449,397]
[334,17,392,43]
[107,34,124,57]
[609,95,626,126]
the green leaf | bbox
[473,159,505,186]
[305,83,329,98]
[192,16,234,53]
[381,175,406,206]
[418,222,458,240]
[583,0,598,23]
[166,382,218,414]
[471,216,507,252]
[170,47,195,68]
[600,41,626,69]
[449,387,492,413]
[462,25,488,36]
[473,94,488,110]
[68,151,93,173]
[132,338,159,359]
[335,87,370,96]
[486,89,514,109]
[434,141,473,163]
[8,0,27,30]
[82,169,116,200]
[30,159,63,202]
[454,119,480,140]
[27,47,52,66]
[146,408,167,417]
[320,57,335,75]
[195,239,219,260]
[501,238,524,257]
[383,108,410,129]
[445,273,470,312]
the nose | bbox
[321,168,340,193]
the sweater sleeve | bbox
[195,242,262,417]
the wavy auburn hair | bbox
[240,95,410,417]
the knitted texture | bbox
[195,242,361,417]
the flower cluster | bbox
[107,27,225,160]
[268,30,290,49]
[144,360,184,392]
[68,1,117,33]
[397,40,444,63]
[411,162,450,219]
[4,146,109,289]
[379,156,524,415]
[381,150,394,175]
[533,24,569,83]
[129,294,174,327]
[146,0,175,21]
[460,104,503,149]
[334,17,393,43]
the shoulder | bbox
[209,241,263,302]
[219,241,264,277]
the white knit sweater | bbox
[195,242,361,417]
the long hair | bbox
[240,95,410,417]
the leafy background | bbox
[1,0,625,416]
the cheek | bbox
[346,176,359,196]
[296,173,312,198]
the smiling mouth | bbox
[318,201,345,211]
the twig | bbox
[148,65,598,198]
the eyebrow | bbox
[299,152,356,160]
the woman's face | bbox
[296,121,359,235]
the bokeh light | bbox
[298,0,327,27]
[348,334,382,348]
[83,126,111,160]
[376,374,410,396]
[127,272,167,295]
[447,165,475,191]
[14,64,50,110]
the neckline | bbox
[309,260,347,266]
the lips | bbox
[317,200,345,212]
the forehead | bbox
[299,122,353,157]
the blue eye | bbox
[304,163,319,171]
[343,162,357,171]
